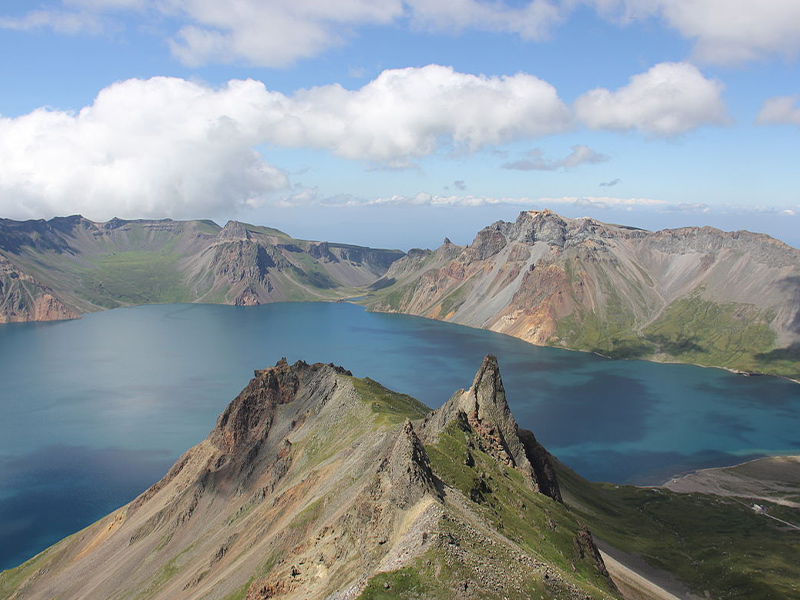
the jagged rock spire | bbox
[419,355,561,502]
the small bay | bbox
[1,301,798,570]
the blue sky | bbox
[1,1,799,249]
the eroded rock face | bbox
[387,420,440,508]
[366,209,800,376]
[211,359,351,455]
[0,256,80,323]
[0,215,405,324]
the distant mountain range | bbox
[0,215,403,322]
[2,210,799,378]
[3,356,797,599]
[363,210,800,379]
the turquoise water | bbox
[1,302,799,570]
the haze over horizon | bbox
[1,1,799,249]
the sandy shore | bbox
[663,455,800,509]
[597,542,700,600]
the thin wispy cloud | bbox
[502,145,609,171]
[3,1,798,66]
[587,0,800,65]
[599,178,621,187]
[756,96,800,127]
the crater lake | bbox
[1,301,799,570]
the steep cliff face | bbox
[0,357,617,600]
[0,216,404,321]
[364,210,800,378]
[0,256,80,323]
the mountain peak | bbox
[419,355,562,501]
[387,419,440,508]
[1,357,616,599]
[218,220,251,241]
[210,358,350,456]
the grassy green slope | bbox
[357,417,619,600]
[555,461,800,600]
[552,291,799,379]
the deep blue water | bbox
[1,302,799,570]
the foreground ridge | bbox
[0,356,618,600]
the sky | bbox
[0,0,799,250]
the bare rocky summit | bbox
[0,356,618,600]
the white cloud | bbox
[574,62,729,136]
[280,65,570,161]
[353,193,670,209]
[1,1,563,65]
[0,67,571,219]
[4,0,800,66]
[0,9,105,34]
[587,0,800,64]
[163,0,404,67]
[406,0,563,40]
[503,144,608,171]
[0,78,290,221]
[756,96,800,127]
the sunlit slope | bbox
[0,216,403,321]
[0,356,618,600]
[364,209,800,378]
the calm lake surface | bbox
[1,302,799,570]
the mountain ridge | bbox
[363,209,800,379]
[0,215,404,322]
[3,209,800,378]
[0,356,619,600]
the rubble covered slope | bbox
[364,209,800,379]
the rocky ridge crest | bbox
[1,357,616,600]
[365,209,800,379]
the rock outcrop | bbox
[0,357,616,600]
[0,256,80,323]
[419,354,561,501]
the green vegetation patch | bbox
[358,566,429,599]
[643,294,796,376]
[553,288,800,378]
[0,546,64,596]
[363,281,417,311]
[351,377,429,425]
[134,552,185,599]
[438,282,471,317]
[59,250,192,307]
[554,309,654,359]
[356,545,551,600]
[556,461,800,600]
[425,420,618,599]
[219,577,254,600]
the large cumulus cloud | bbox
[0,67,571,219]
[574,62,729,136]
